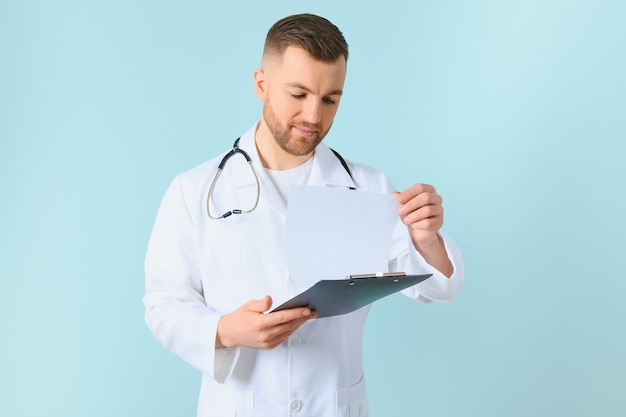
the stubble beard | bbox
[262,100,330,156]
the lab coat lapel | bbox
[230,127,287,216]
[307,143,357,189]
[226,125,356,215]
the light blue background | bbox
[1,1,625,416]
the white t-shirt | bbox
[264,156,314,205]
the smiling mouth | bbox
[293,125,318,137]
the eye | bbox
[290,93,305,100]
[323,97,337,105]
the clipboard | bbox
[271,272,432,318]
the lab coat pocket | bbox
[336,374,369,417]
[197,384,254,417]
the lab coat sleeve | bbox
[390,227,464,303]
[143,176,239,383]
[375,169,463,303]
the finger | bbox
[263,327,301,349]
[267,307,314,326]
[244,295,273,313]
[396,183,435,204]
[407,214,443,232]
[261,315,315,349]
[398,192,442,217]
[401,203,443,226]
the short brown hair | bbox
[263,14,349,63]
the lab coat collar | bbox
[232,122,357,190]
[308,142,356,189]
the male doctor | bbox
[144,13,463,417]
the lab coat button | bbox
[288,337,302,350]
[289,399,302,412]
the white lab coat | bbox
[144,123,464,417]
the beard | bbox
[262,99,330,156]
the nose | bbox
[302,98,321,124]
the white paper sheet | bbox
[285,185,398,289]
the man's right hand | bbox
[215,295,316,350]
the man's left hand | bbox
[395,183,453,277]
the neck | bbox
[254,120,314,170]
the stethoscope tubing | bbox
[206,138,261,220]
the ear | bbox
[253,69,267,101]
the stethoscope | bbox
[207,138,354,220]
[206,138,260,220]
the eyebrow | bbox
[286,82,343,96]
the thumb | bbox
[245,295,273,313]
[392,190,403,203]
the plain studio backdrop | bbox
[1,1,624,416]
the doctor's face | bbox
[255,46,346,156]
